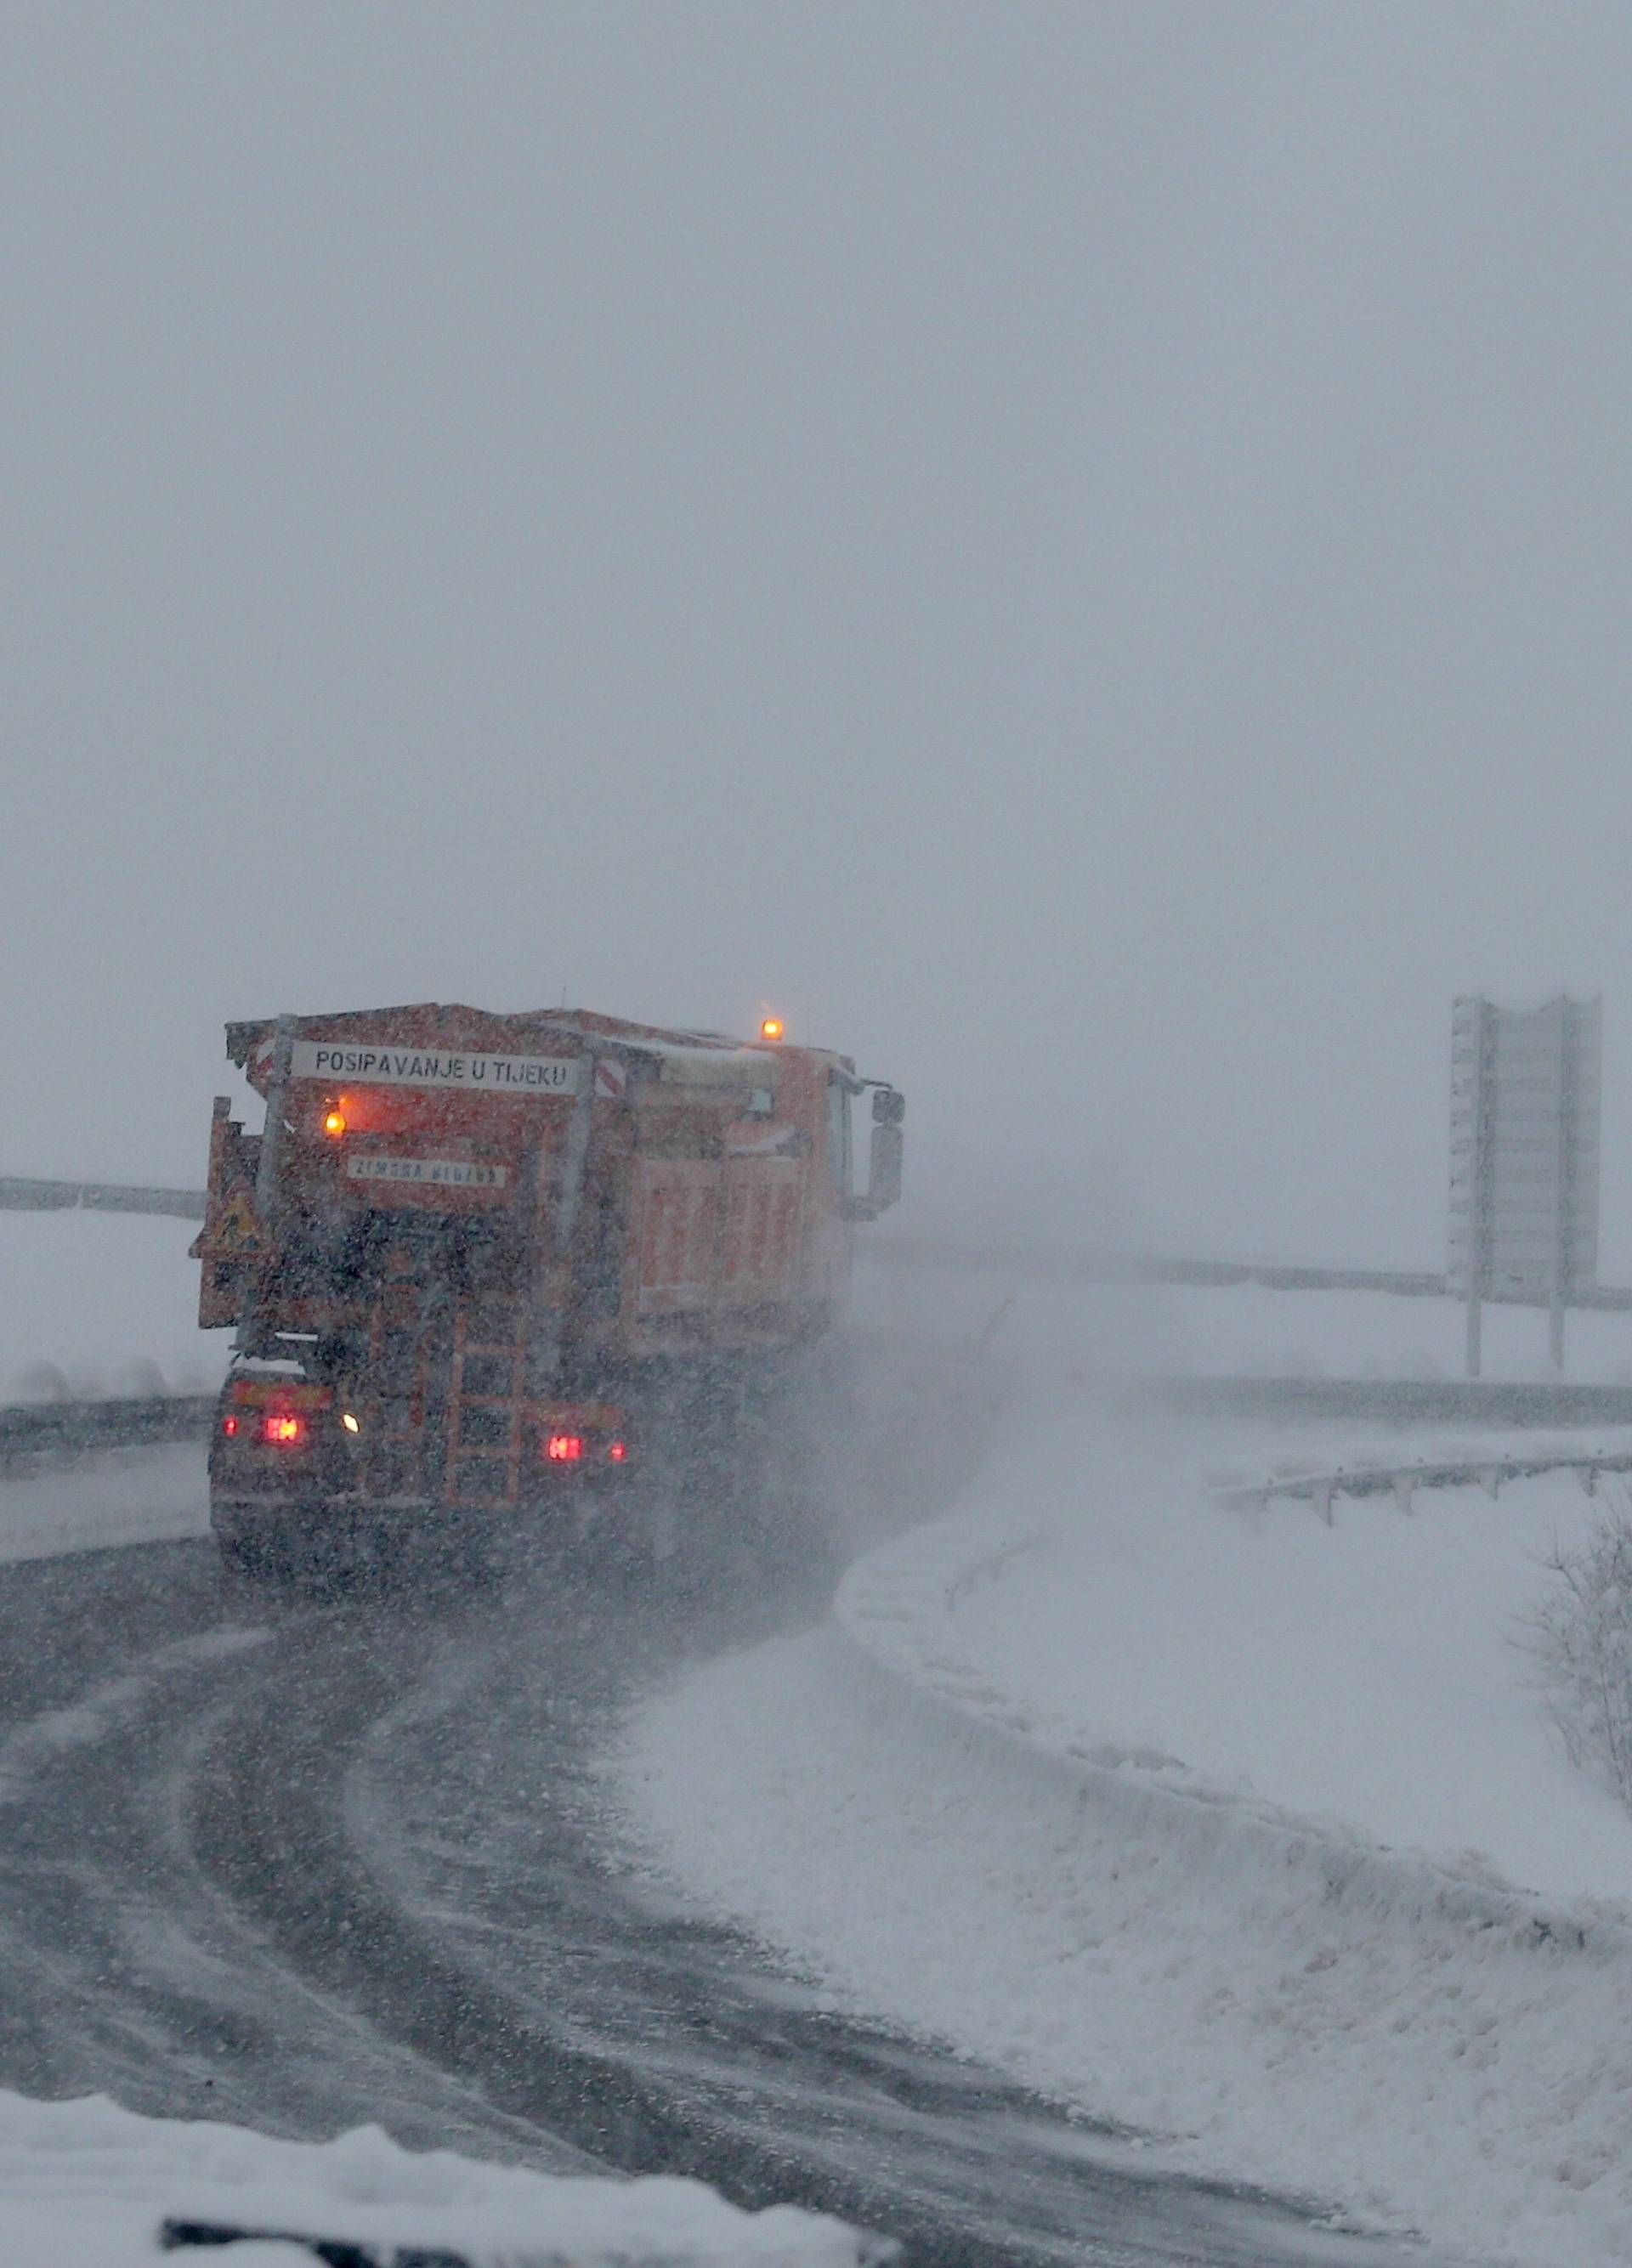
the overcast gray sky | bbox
[3,3,1629,1270]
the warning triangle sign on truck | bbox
[196,1182,268,1258]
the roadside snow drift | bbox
[0,1210,217,1561]
[614,1396,1632,2268]
[0,2090,876,2267]
[0,1445,207,1564]
[845,1412,1632,1903]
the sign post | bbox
[1448,996,1601,1377]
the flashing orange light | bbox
[323,1108,347,1137]
[759,1017,785,1042]
[545,1433,584,1462]
[259,1412,306,1446]
[608,1439,627,1462]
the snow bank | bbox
[0,1445,208,1565]
[0,2090,876,2266]
[0,1210,225,1403]
[0,1209,220,1564]
[614,1400,1632,2268]
[842,1409,1632,1902]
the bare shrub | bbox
[1527,1482,1632,1807]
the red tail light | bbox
[220,1415,240,1438]
[259,1413,306,1446]
[545,1433,584,1462]
[608,1439,627,1462]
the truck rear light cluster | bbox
[222,1409,309,1445]
[542,1432,628,1463]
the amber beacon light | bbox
[759,1016,785,1042]
[323,1108,347,1136]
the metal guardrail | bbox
[0,1175,206,1220]
[873,1236,1632,1311]
[0,1394,214,1470]
[875,1235,1443,1296]
[1134,1377,1632,1426]
[1211,1445,1632,1523]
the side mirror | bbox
[871,1086,905,1128]
[865,1120,904,1213]
[843,1087,904,1219]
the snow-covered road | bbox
[0,1493,1415,2266]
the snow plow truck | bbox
[194,1004,904,1586]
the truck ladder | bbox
[360,1283,439,1502]
[445,1292,529,1508]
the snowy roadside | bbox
[0,1208,221,1562]
[0,2090,874,2266]
[0,1444,208,1565]
[612,1397,1632,2268]
[838,1408,1632,1903]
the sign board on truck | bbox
[289,1042,581,1094]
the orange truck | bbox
[194,1003,903,1584]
